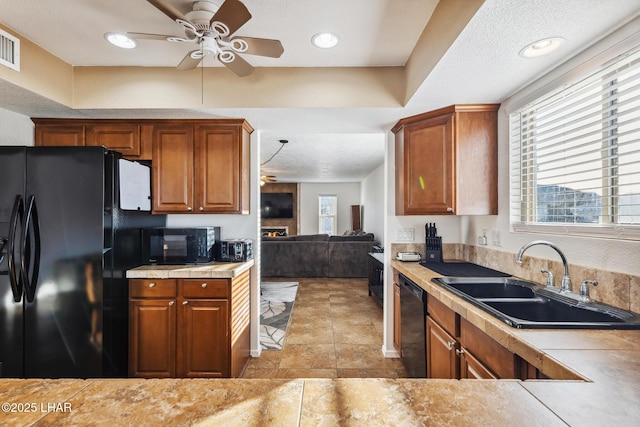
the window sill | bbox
[511,223,640,241]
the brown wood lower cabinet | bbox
[129,271,251,378]
[426,295,537,380]
[426,316,458,379]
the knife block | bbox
[425,236,443,263]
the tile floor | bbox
[243,277,407,379]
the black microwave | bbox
[141,227,220,264]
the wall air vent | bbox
[0,29,20,71]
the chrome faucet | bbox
[579,280,598,302]
[516,240,572,293]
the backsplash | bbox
[391,243,639,314]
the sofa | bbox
[261,233,379,278]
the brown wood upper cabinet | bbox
[33,118,150,159]
[152,120,252,214]
[392,104,499,215]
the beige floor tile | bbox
[275,369,338,379]
[333,322,380,344]
[279,344,336,369]
[247,277,406,379]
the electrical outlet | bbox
[397,228,415,241]
[491,230,501,247]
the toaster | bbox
[219,239,253,262]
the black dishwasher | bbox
[399,275,427,377]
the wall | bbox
[260,182,299,235]
[361,163,385,244]
[298,182,361,235]
[0,107,34,145]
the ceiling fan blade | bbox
[146,0,187,22]
[221,54,254,77]
[210,0,252,36]
[233,37,284,58]
[126,32,174,41]
[177,51,203,70]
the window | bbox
[319,195,337,235]
[510,45,640,239]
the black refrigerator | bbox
[0,146,165,378]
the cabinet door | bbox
[35,125,85,146]
[399,115,454,215]
[196,126,246,213]
[129,299,176,377]
[426,316,458,379]
[152,125,195,213]
[86,124,141,158]
[177,299,229,377]
[459,348,496,379]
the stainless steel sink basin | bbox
[431,277,640,329]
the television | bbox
[261,192,294,218]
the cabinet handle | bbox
[169,301,174,306]
[201,283,207,288]
[446,207,453,212]
[183,300,189,305]
[148,282,156,288]
[456,348,464,356]
[447,341,456,350]
[199,207,204,211]
[187,206,193,211]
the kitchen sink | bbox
[434,277,537,299]
[431,277,640,329]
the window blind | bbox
[510,45,640,237]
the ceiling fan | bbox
[127,0,284,76]
[260,175,278,186]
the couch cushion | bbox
[260,240,329,277]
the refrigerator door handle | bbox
[22,195,41,303]
[8,195,25,302]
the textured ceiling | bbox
[2,0,640,182]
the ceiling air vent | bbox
[0,29,20,72]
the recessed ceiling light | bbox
[519,37,565,58]
[105,32,137,49]
[311,32,339,49]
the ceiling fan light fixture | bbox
[312,32,339,49]
[519,37,565,58]
[105,32,137,49]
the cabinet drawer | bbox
[427,295,458,337]
[181,279,229,299]
[130,279,177,298]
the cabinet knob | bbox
[201,283,207,288]
[447,341,456,350]
[148,282,156,288]
[456,348,464,356]
[187,206,193,211]
[169,301,174,306]
[183,300,189,305]
[446,207,453,212]
[199,207,204,211]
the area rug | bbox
[260,281,298,350]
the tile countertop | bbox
[392,259,640,426]
[125,259,254,279]
[2,259,638,426]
